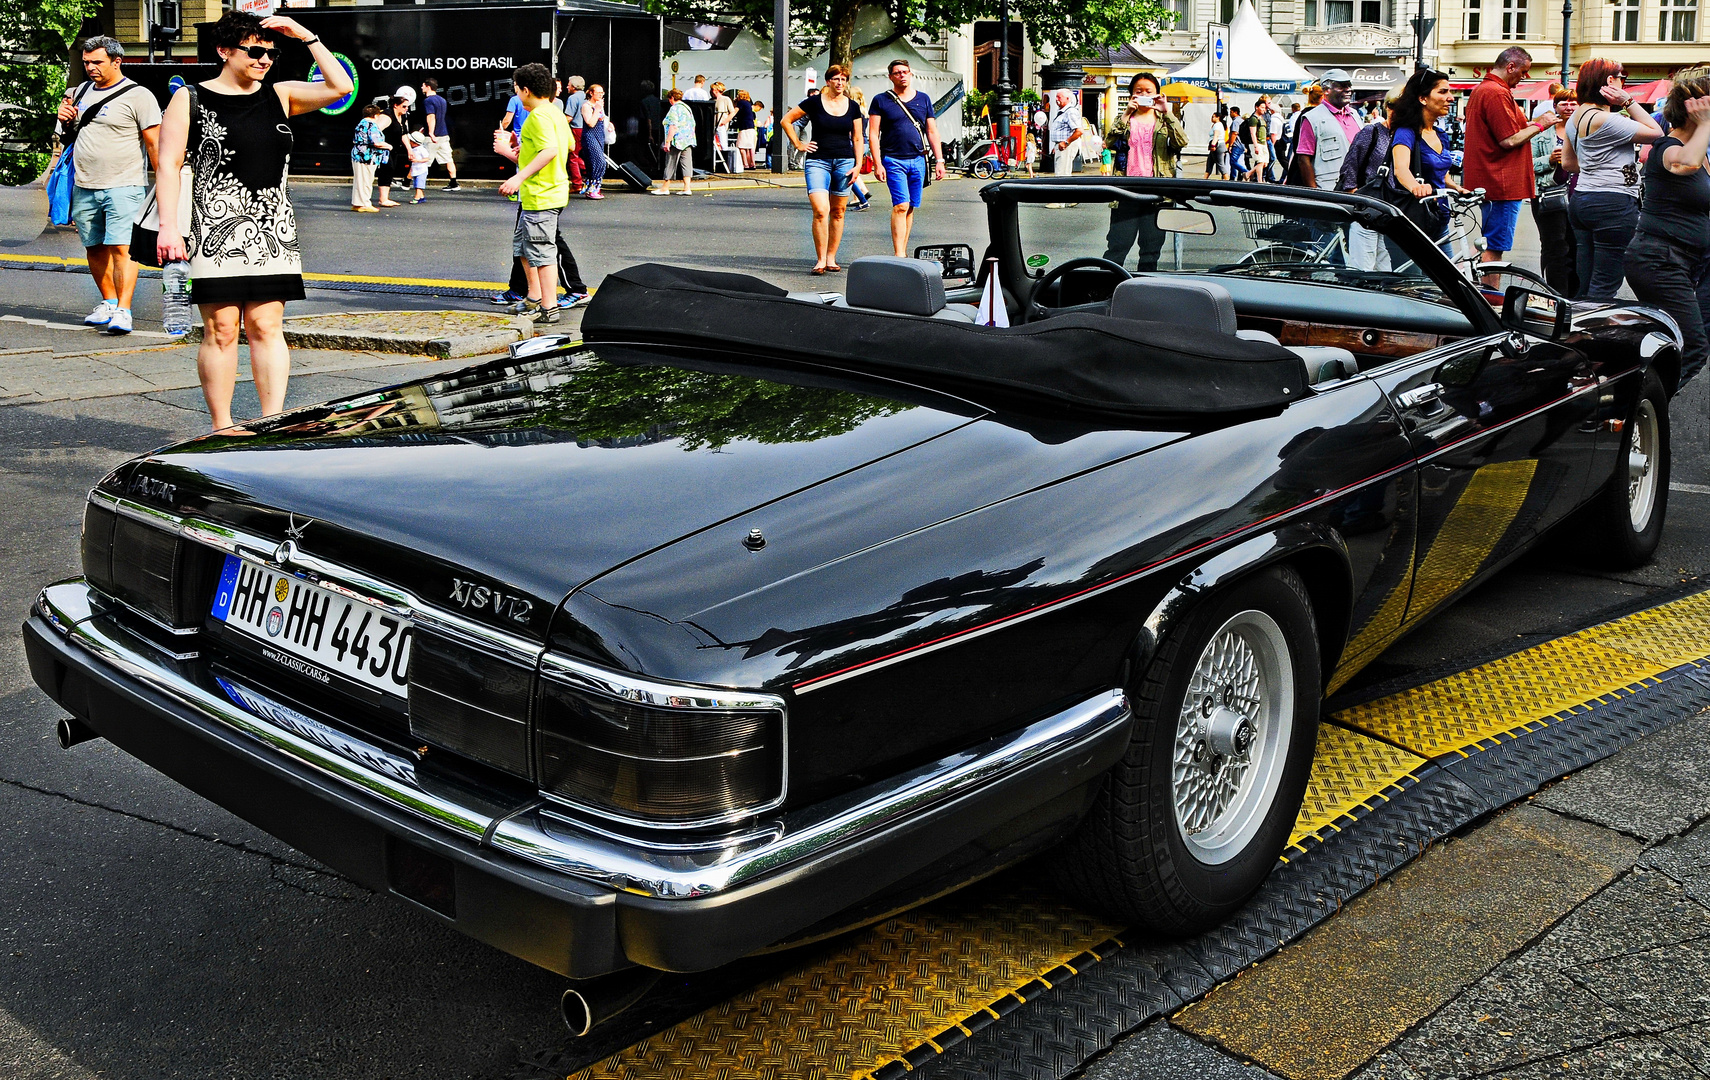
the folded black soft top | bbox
[580,263,1308,419]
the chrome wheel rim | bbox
[1172,609,1295,865]
[1628,399,1659,533]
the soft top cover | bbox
[581,263,1308,419]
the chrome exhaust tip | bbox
[56,717,100,750]
[560,967,663,1037]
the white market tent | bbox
[664,7,965,141]
[1167,0,1314,93]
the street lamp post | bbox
[1560,0,1573,87]
[772,0,787,174]
[996,0,1013,161]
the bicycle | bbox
[1235,207,1351,267]
[1400,187,1555,300]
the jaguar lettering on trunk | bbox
[449,577,533,624]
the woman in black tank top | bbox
[1626,69,1710,391]
[154,10,353,432]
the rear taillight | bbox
[408,631,534,778]
[534,657,785,827]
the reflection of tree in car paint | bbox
[527,361,912,452]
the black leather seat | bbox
[800,257,980,322]
[1106,278,1358,385]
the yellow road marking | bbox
[0,254,509,291]
[571,895,1117,1080]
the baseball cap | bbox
[1319,68,1353,86]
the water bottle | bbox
[161,260,193,337]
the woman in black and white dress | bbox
[156,10,350,432]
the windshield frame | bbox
[980,177,1502,337]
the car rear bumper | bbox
[25,580,1132,977]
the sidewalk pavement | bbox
[0,316,479,409]
[1083,703,1710,1080]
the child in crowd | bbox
[407,132,431,203]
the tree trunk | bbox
[827,0,860,74]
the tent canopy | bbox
[1167,0,1313,92]
[664,7,964,140]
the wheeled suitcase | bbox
[614,160,653,193]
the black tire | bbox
[1576,368,1670,569]
[1049,566,1321,936]
[972,159,995,179]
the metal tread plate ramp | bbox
[551,587,1710,1080]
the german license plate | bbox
[211,555,412,697]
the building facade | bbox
[1436,0,1698,82]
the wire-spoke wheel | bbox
[1568,368,1669,569]
[1171,610,1294,866]
[1049,566,1321,936]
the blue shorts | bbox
[71,184,148,248]
[882,155,926,210]
[1482,199,1523,252]
[803,157,856,198]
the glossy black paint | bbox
[48,178,1678,969]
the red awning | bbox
[1629,79,1672,103]
[1446,79,1557,99]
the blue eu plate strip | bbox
[211,555,240,621]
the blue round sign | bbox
[1215,39,1225,59]
[310,52,359,116]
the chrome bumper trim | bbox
[37,580,1131,901]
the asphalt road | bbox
[2,180,1709,1078]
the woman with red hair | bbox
[1562,57,1663,299]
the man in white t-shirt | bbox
[55,36,160,336]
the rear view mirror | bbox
[1500,286,1570,340]
[1156,208,1216,235]
[914,244,976,284]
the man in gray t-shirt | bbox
[54,36,161,335]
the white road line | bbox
[0,314,176,340]
[1671,483,1710,495]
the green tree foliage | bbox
[0,0,98,185]
[530,359,909,451]
[649,0,1172,78]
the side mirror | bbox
[1155,207,1216,235]
[914,244,976,285]
[1500,285,1570,341]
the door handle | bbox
[1395,382,1444,409]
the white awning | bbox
[1167,0,1314,92]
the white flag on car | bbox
[976,262,1008,327]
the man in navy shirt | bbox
[419,77,461,190]
[867,59,945,256]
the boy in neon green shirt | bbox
[495,63,570,323]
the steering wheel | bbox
[1024,257,1132,323]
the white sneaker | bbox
[84,300,116,326]
[104,307,133,335]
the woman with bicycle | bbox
[1385,69,1470,266]
[1561,58,1663,301]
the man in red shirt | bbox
[1463,46,1557,275]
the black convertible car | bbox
[24,178,1682,1007]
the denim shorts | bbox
[71,184,148,248]
[803,156,856,198]
[882,155,926,210]
[1481,198,1523,252]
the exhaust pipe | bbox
[560,967,664,1037]
[56,717,100,750]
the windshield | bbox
[1014,193,1459,308]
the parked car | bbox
[25,178,1680,1012]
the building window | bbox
[1501,0,1528,37]
[1661,0,1697,39]
[1327,0,1355,23]
[1466,0,1481,37]
[1360,0,1382,20]
[1611,0,1641,39]
[1166,0,1189,30]
[1305,0,1318,25]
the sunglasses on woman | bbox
[240,44,282,61]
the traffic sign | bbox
[1208,22,1230,85]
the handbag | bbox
[130,86,198,268]
[46,80,146,226]
[1536,183,1569,215]
[1373,137,1446,238]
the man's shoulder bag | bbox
[47,80,146,225]
[887,90,933,187]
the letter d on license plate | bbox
[213,555,412,697]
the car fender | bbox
[1131,524,1353,691]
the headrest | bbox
[846,256,947,316]
[1107,278,1238,336]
